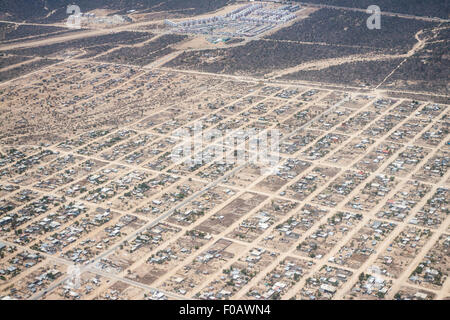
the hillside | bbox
[294,0,450,19]
[0,0,231,22]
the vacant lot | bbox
[292,0,450,19]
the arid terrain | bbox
[0,1,448,301]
